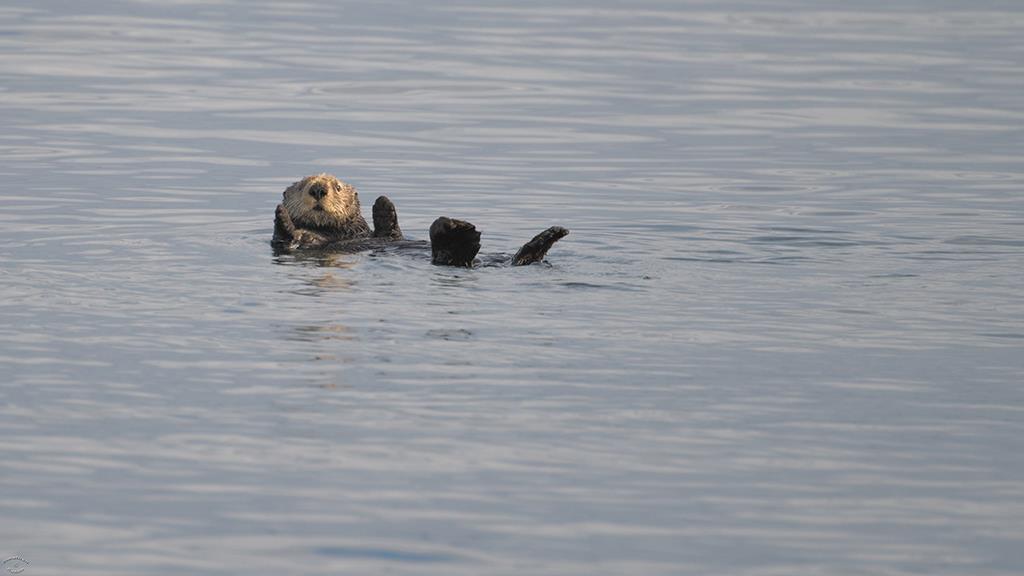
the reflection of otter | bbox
[273,174,568,267]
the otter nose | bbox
[308,183,328,200]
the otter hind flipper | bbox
[372,195,403,240]
[430,217,481,267]
[512,226,569,265]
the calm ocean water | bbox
[2,1,1023,574]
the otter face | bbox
[282,173,361,229]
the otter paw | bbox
[372,195,403,239]
[273,203,297,242]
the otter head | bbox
[282,173,362,229]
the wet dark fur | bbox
[273,174,567,267]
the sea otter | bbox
[272,173,568,267]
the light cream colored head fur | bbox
[281,173,366,231]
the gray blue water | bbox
[2,1,1023,574]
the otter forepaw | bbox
[273,204,297,243]
[429,217,482,267]
[512,226,569,265]
[372,195,403,240]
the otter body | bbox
[273,174,567,267]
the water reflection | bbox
[274,249,359,270]
[288,324,353,343]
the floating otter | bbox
[273,174,568,267]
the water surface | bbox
[1,1,1023,574]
